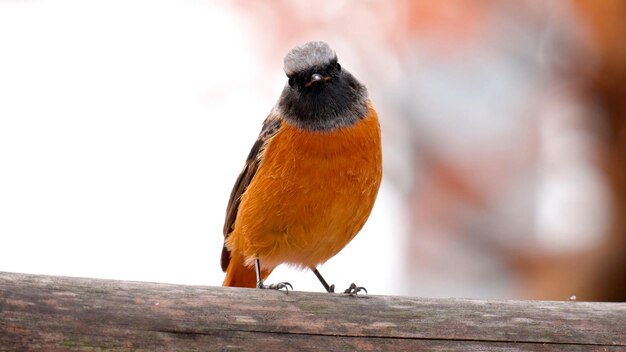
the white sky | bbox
[0,0,403,294]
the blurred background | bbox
[1,0,624,301]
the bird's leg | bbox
[312,268,366,295]
[255,259,292,291]
[312,268,367,295]
[312,268,335,293]
[254,258,263,288]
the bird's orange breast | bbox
[226,105,382,270]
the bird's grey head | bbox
[278,41,368,132]
[283,41,337,76]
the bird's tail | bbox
[223,251,272,288]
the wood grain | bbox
[1,271,624,351]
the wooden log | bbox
[0,271,624,351]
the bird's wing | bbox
[221,110,283,272]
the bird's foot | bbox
[343,283,367,296]
[257,281,293,292]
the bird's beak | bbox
[305,73,330,87]
[310,73,323,83]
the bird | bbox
[221,41,382,293]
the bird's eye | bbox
[336,62,341,71]
[288,77,295,87]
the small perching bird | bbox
[221,41,382,294]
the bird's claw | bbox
[343,283,367,296]
[268,282,293,291]
[258,281,293,292]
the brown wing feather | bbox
[221,111,282,271]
